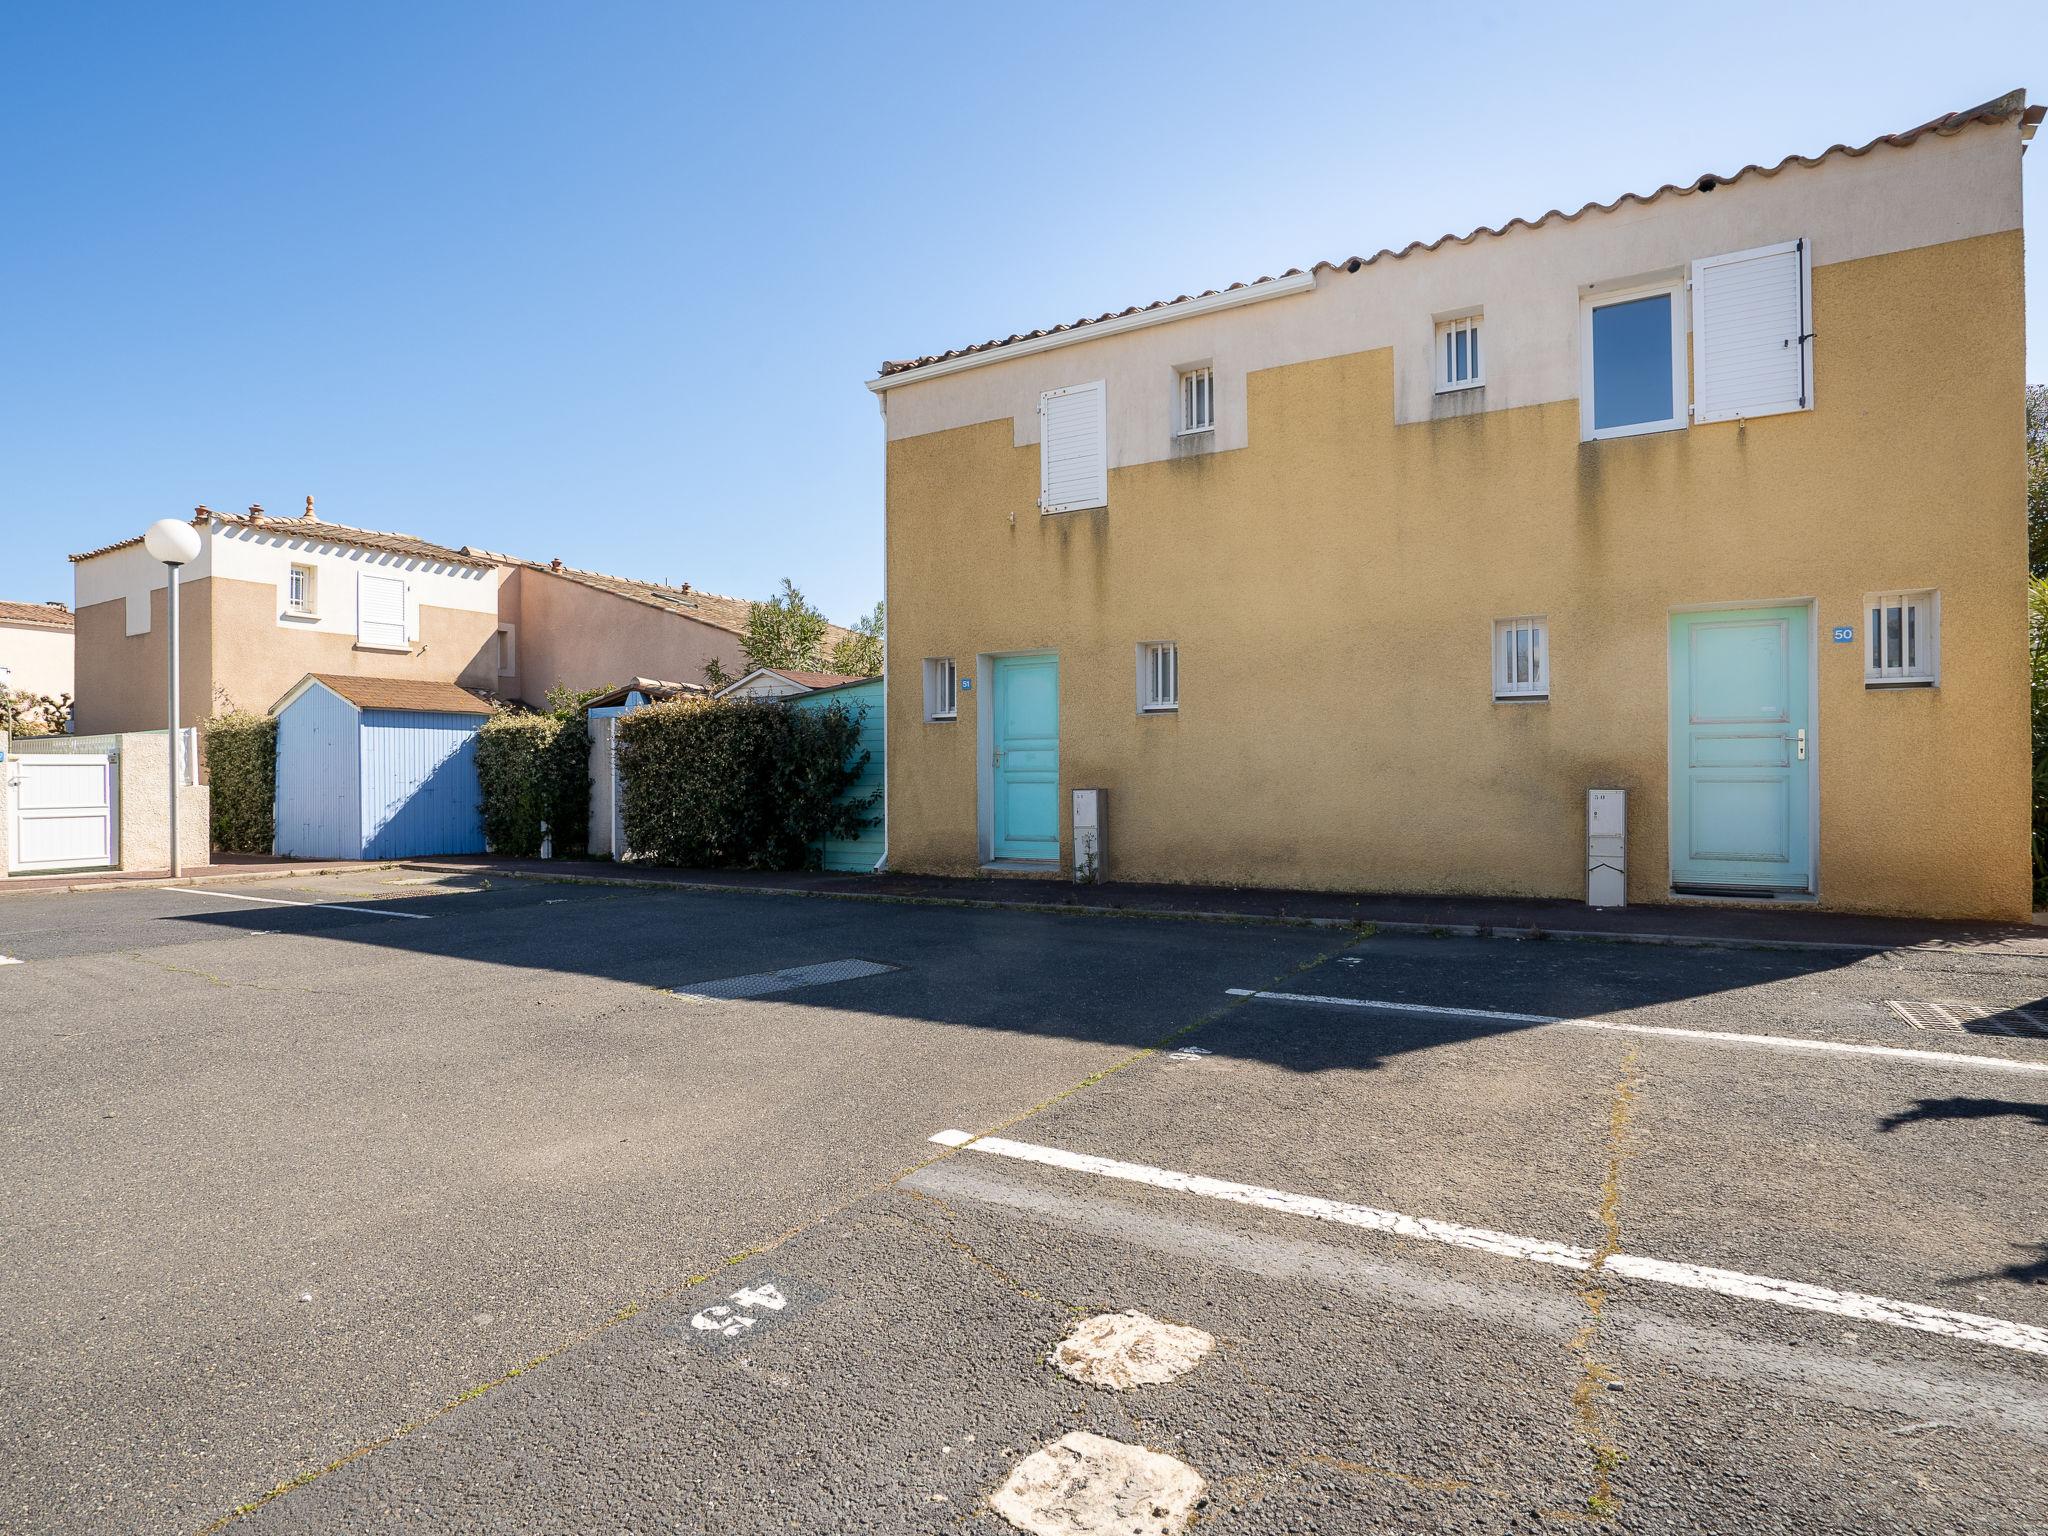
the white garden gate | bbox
[5,752,114,873]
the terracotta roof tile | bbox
[300,674,496,716]
[497,556,856,646]
[773,670,872,689]
[71,507,493,569]
[876,91,2037,381]
[0,600,73,630]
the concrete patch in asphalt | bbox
[1050,1311,1213,1390]
[671,958,900,1001]
[989,1431,1204,1536]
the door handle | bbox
[1794,728,1806,761]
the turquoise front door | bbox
[1669,607,1813,893]
[991,654,1060,863]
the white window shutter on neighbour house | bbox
[1039,381,1108,513]
[1691,239,1811,424]
[358,571,408,648]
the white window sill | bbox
[1494,693,1550,703]
[280,610,321,624]
[354,641,413,654]
[927,714,958,724]
[1865,678,1937,690]
[1434,380,1484,396]
[1140,705,1178,715]
[1584,417,1685,442]
[1173,426,1214,439]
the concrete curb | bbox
[0,861,399,898]
[390,861,1944,956]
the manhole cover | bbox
[1887,1000,2048,1039]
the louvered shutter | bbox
[1691,239,1811,424]
[1039,380,1108,513]
[357,572,407,648]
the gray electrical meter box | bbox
[1072,788,1107,884]
[1587,789,1626,908]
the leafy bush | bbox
[618,697,875,870]
[2032,578,2048,904]
[205,711,277,853]
[477,710,591,858]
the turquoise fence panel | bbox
[791,679,883,873]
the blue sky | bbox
[2,2,2042,623]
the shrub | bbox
[205,711,277,853]
[2032,578,2048,904]
[477,710,591,858]
[618,697,875,870]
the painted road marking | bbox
[182,888,432,920]
[0,955,20,966]
[927,1130,2048,1359]
[1225,988,2048,1076]
[672,958,898,1001]
[1888,999,2048,1039]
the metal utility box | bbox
[1587,789,1626,908]
[1072,788,1107,884]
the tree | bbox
[2029,384,2048,578]
[828,601,884,677]
[740,578,830,673]
[0,684,70,737]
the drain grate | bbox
[1886,1000,2048,1039]
[672,958,899,1001]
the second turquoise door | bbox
[991,654,1060,863]
[1668,607,1813,893]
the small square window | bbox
[1435,315,1482,393]
[287,564,315,615]
[924,657,958,720]
[1138,642,1178,713]
[1581,281,1687,440]
[1493,618,1549,700]
[1865,590,1937,687]
[1176,366,1213,435]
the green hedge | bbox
[477,711,591,858]
[2032,578,2048,905]
[204,711,277,853]
[618,697,874,870]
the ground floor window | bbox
[924,657,958,719]
[1865,590,1937,687]
[1493,617,1549,700]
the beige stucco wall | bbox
[116,732,211,872]
[511,569,745,706]
[0,622,74,700]
[884,230,2031,921]
[71,576,499,735]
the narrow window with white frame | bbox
[1581,280,1687,440]
[1176,366,1213,435]
[1865,590,1937,687]
[1493,617,1549,700]
[1691,238,1811,424]
[287,563,315,616]
[1436,314,1482,393]
[924,656,958,720]
[1138,642,1178,713]
[1039,380,1108,513]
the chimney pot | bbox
[304,495,317,520]
[248,504,263,517]
[550,558,563,572]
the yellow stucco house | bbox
[869,92,2041,921]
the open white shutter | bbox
[1039,380,1107,513]
[1691,238,1810,424]
[357,572,407,648]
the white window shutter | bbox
[358,571,407,648]
[1691,239,1810,424]
[1039,380,1108,513]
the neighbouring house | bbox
[0,600,74,710]
[716,668,871,701]
[869,91,2041,921]
[70,501,503,735]
[271,673,492,860]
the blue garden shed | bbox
[271,673,491,860]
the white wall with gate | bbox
[1,729,207,878]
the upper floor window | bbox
[287,564,315,616]
[1039,380,1108,513]
[1866,590,1937,687]
[1493,617,1549,700]
[1580,280,1686,440]
[924,657,958,720]
[1176,366,1213,435]
[1138,642,1178,713]
[1436,315,1482,393]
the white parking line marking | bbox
[0,955,20,966]
[672,958,898,1001]
[1224,989,2048,1076]
[928,1130,2048,1358]
[181,888,431,920]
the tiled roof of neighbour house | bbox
[770,671,872,689]
[0,600,74,630]
[489,555,858,647]
[296,674,497,716]
[874,90,2041,381]
[71,504,495,569]
[584,677,710,709]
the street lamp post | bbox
[143,518,202,876]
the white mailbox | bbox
[1587,789,1626,908]
[1072,788,1107,884]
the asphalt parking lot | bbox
[5,870,2047,1534]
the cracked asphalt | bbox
[4,869,2047,1534]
